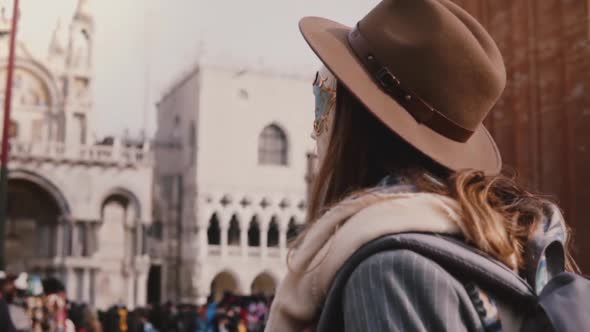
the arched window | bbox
[100,194,136,259]
[267,217,279,248]
[248,216,260,247]
[258,124,288,166]
[228,215,240,246]
[207,213,221,245]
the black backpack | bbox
[316,232,590,332]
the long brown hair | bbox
[307,83,577,271]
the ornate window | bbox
[248,216,261,247]
[207,213,221,245]
[267,217,279,247]
[228,215,240,246]
[258,124,288,166]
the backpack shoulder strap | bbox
[317,232,536,332]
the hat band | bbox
[347,25,474,143]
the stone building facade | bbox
[0,0,153,308]
[451,0,590,271]
[154,65,314,303]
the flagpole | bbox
[0,0,20,270]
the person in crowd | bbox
[265,0,587,331]
[82,304,103,332]
[146,303,164,331]
[163,301,179,332]
[137,308,157,332]
[195,305,207,332]
[43,277,76,332]
[8,273,33,331]
[0,271,17,332]
[216,312,230,332]
[88,294,272,332]
[205,298,218,332]
[68,302,86,330]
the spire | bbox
[49,19,67,55]
[0,2,11,36]
[74,0,93,24]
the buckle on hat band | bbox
[347,25,474,143]
[375,68,400,90]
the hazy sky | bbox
[13,0,378,138]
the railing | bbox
[228,246,242,256]
[8,140,152,167]
[268,248,281,258]
[205,245,283,259]
[208,245,221,256]
[248,247,262,257]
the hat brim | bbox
[300,17,502,174]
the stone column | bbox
[71,222,79,257]
[127,275,135,308]
[198,228,207,259]
[197,208,208,259]
[240,224,248,257]
[83,268,91,302]
[136,272,148,307]
[220,225,228,258]
[66,268,76,300]
[279,226,287,259]
[135,224,142,256]
[260,225,268,259]
[55,222,64,259]
[161,263,169,303]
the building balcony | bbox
[25,256,102,270]
[247,247,261,257]
[208,245,222,256]
[205,244,284,260]
[268,247,281,258]
[8,140,152,168]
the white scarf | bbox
[265,191,464,331]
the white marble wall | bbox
[156,65,316,302]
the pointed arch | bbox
[267,216,279,248]
[227,214,240,246]
[248,215,260,247]
[207,213,221,245]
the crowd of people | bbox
[0,271,271,332]
[0,271,80,331]
[97,294,270,332]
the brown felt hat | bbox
[300,0,505,174]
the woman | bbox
[265,0,579,331]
